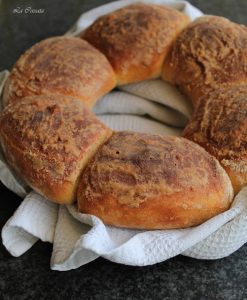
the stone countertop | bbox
[0,0,246,299]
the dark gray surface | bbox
[0,1,247,299]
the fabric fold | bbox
[2,192,58,256]
[51,206,99,271]
[98,114,182,135]
[94,91,189,127]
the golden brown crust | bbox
[3,36,116,108]
[83,3,189,85]
[77,131,233,229]
[183,86,247,194]
[0,95,112,204]
[0,7,244,230]
[162,16,247,105]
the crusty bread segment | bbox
[3,37,116,108]
[77,132,233,229]
[162,16,247,106]
[183,86,247,194]
[0,95,112,204]
[83,3,189,85]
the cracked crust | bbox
[0,6,244,229]
[3,36,116,108]
[77,132,233,229]
[83,3,189,85]
[162,16,247,106]
[0,94,112,204]
[183,86,247,194]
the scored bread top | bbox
[78,131,233,229]
[183,85,247,194]
[162,16,247,105]
[0,94,112,203]
[83,3,189,85]
[3,36,116,108]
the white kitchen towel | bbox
[2,192,58,257]
[94,90,190,127]
[119,80,193,121]
[52,187,247,269]
[2,0,247,271]
[98,114,182,135]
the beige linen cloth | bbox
[1,0,247,271]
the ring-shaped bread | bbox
[1,3,246,229]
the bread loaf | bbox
[83,3,189,85]
[1,3,244,229]
[3,37,116,108]
[77,132,233,229]
[0,94,112,204]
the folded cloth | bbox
[98,114,182,135]
[94,90,189,127]
[2,0,247,271]
[2,187,247,271]
[2,192,58,257]
[119,80,193,121]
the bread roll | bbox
[3,37,116,108]
[162,16,247,105]
[0,95,112,204]
[183,86,247,194]
[77,131,233,229]
[83,3,189,85]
